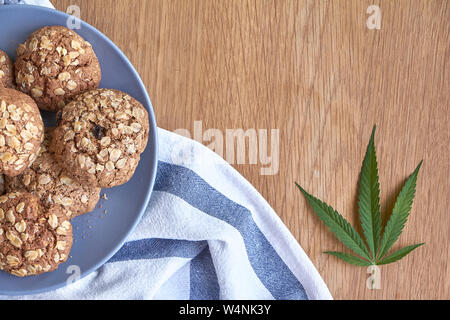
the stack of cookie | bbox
[0,26,149,277]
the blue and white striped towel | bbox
[1,0,332,300]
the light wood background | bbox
[52,0,449,300]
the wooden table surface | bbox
[53,0,449,300]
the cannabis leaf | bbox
[296,126,424,266]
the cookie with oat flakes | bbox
[0,192,73,277]
[51,89,149,188]
[0,87,44,177]
[0,50,14,89]
[5,128,101,219]
[15,25,101,112]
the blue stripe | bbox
[154,161,308,300]
[108,239,207,262]
[190,245,220,300]
[109,239,221,299]
[3,0,27,4]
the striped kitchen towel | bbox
[1,0,332,300]
[0,0,53,8]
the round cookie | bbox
[0,192,73,277]
[51,89,149,188]
[15,25,101,112]
[0,50,14,88]
[0,87,44,177]
[5,128,101,219]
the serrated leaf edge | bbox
[324,251,372,266]
[358,126,382,259]
[377,243,425,265]
[377,161,423,260]
[296,184,371,261]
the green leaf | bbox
[377,161,423,259]
[324,251,372,266]
[358,126,382,259]
[296,184,371,261]
[377,243,425,265]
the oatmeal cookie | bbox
[51,89,149,188]
[5,128,101,219]
[15,25,101,112]
[0,192,73,277]
[0,87,44,177]
[0,50,14,88]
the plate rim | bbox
[0,4,159,296]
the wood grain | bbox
[52,0,450,299]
